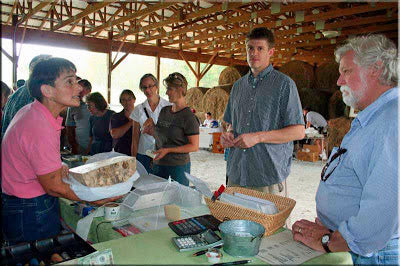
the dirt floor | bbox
[190,149,323,229]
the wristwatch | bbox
[321,233,332,253]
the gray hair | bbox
[139,73,159,91]
[335,34,398,86]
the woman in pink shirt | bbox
[1,57,119,245]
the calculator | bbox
[172,229,223,252]
[168,214,221,236]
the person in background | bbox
[110,90,136,156]
[292,34,398,265]
[1,57,119,245]
[146,72,199,186]
[86,92,115,155]
[303,107,328,160]
[130,74,171,173]
[16,79,25,89]
[221,27,304,195]
[65,79,92,154]
[203,112,216,127]
[1,54,52,138]
[1,82,12,125]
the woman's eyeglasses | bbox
[141,84,156,90]
[321,147,347,182]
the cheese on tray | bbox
[69,156,136,187]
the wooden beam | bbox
[85,2,175,36]
[179,51,198,79]
[6,1,18,25]
[111,53,129,71]
[39,2,58,30]
[1,47,13,62]
[52,1,117,31]
[19,1,51,23]
[107,32,112,103]
[1,25,247,67]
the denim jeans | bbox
[153,162,191,186]
[2,193,61,245]
[136,153,154,174]
[350,238,399,265]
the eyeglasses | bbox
[320,147,347,182]
[141,84,156,90]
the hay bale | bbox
[298,87,329,118]
[213,84,233,94]
[328,90,346,119]
[279,60,315,89]
[327,117,352,155]
[315,62,340,93]
[195,111,206,124]
[219,66,241,86]
[202,88,230,122]
[233,65,250,76]
[185,87,209,112]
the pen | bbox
[212,260,252,266]
[191,245,222,256]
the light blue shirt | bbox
[316,87,399,256]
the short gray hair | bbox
[334,34,398,86]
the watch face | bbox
[322,235,330,244]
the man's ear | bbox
[268,47,275,57]
[40,84,54,99]
[370,61,383,78]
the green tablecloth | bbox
[59,198,352,264]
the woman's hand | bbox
[142,118,155,136]
[90,195,125,206]
[292,218,331,252]
[153,148,170,161]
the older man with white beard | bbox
[291,34,398,265]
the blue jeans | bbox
[153,162,191,186]
[2,193,61,245]
[136,153,154,174]
[350,238,399,265]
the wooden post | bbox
[12,14,18,89]
[196,48,201,86]
[107,32,112,103]
[156,39,161,82]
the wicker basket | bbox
[205,187,296,236]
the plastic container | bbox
[219,220,265,257]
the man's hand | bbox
[232,132,260,149]
[153,148,170,161]
[291,218,331,252]
[221,132,235,148]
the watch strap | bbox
[322,234,332,253]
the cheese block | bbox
[69,156,136,187]
[164,204,181,221]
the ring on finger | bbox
[298,228,302,233]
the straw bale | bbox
[327,117,352,155]
[185,87,209,112]
[328,90,346,119]
[219,66,241,85]
[195,111,206,124]
[279,61,314,89]
[213,84,233,94]
[315,62,340,93]
[233,65,250,76]
[298,87,329,118]
[202,88,230,122]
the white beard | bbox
[340,85,358,109]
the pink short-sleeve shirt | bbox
[1,100,63,198]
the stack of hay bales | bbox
[298,87,329,119]
[213,84,233,95]
[218,66,241,86]
[233,65,250,76]
[328,90,347,119]
[327,117,352,155]
[279,60,315,90]
[315,62,340,93]
[202,88,230,122]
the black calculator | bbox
[172,229,223,252]
[168,214,221,236]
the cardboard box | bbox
[302,144,320,153]
[297,151,319,162]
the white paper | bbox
[256,230,323,265]
[76,207,105,241]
